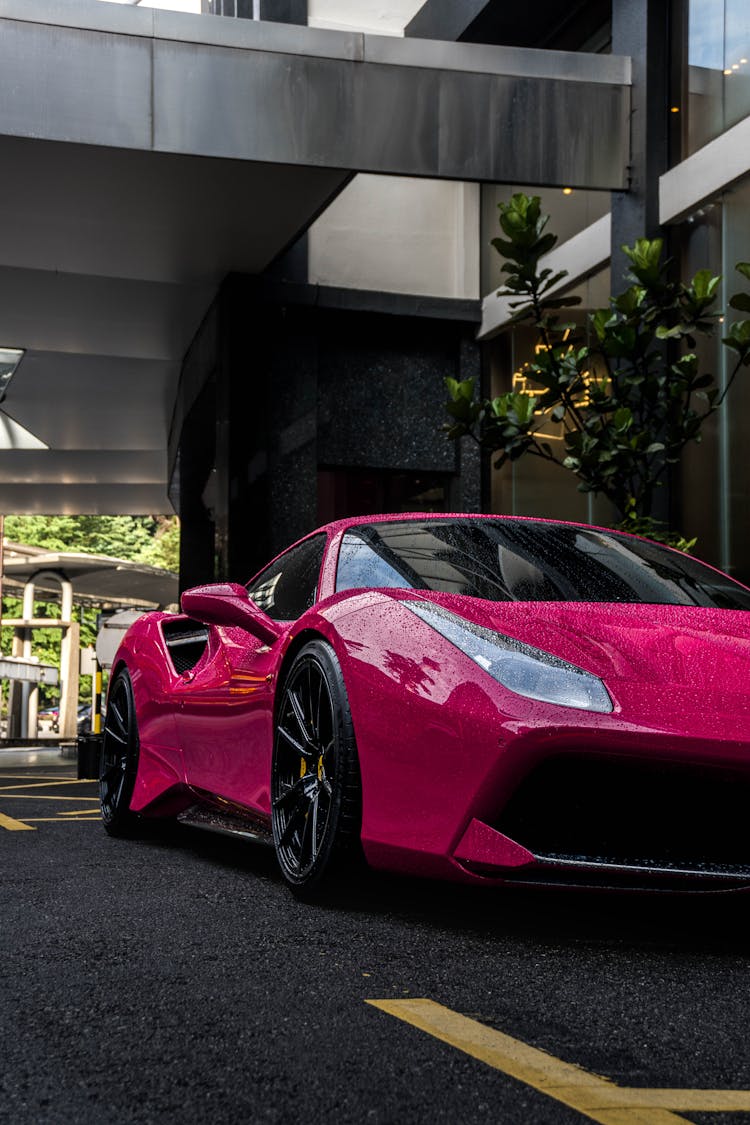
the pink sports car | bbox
[100,513,750,897]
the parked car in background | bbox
[38,703,103,735]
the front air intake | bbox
[496,754,750,873]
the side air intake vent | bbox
[161,619,209,676]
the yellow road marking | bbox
[367,999,750,1124]
[0,811,35,831]
[0,780,95,792]
[0,795,99,801]
[58,808,100,816]
[0,774,82,782]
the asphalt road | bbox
[3,752,750,1125]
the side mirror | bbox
[180,582,281,645]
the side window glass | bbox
[246,534,326,621]
[336,532,414,592]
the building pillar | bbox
[610,0,670,292]
[177,379,217,594]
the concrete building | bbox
[0,0,744,584]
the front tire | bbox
[272,640,362,898]
[99,668,141,838]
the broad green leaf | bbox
[690,269,720,301]
[729,293,750,313]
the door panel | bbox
[174,625,276,814]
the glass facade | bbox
[487,267,616,529]
[674,177,750,581]
[721,178,750,582]
[479,0,750,582]
[686,0,750,153]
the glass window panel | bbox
[721,178,750,583]
[724,0,750,129]
[246,534,326,620]
[687,0,750,152]
[335,518,750,608]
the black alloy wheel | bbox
[271,639,362,897]
[100,668,141,837]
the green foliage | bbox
[3,514,179,565]
[133,516,180,573]
[613,513,697,554]
[445,194,750,534]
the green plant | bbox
[445,194,750,539]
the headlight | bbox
[404,601,612,713]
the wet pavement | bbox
[2,750,750,1124]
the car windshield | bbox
[335,519,750,609]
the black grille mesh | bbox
[496,754,750,872]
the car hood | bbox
[423,595,750,695]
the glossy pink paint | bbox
[108,513,750,890]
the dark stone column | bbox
[219,281,318,582]
[610,0,671,292]
[456,328,483,512]
[176,378,217,594]
[215,276,270,582]
[176,273,483,587]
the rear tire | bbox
[271,640,362,899]
[99,668,142,838]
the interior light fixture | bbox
[562,187,573,195]
[0,348,24,403]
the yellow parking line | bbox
[58,808,100,817]
[368,999,750,1124]
[0,780,95,792]
[0,795,99,801]
[0,811,35,831]
[0,774,80,781]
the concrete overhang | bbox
[0,0,631,514]
[2,546,178,608]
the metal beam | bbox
[0,0,631,189]
[405,0,491,41]
[0,658,58,685]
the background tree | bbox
[3,514,179,566]
[445,194,750,543]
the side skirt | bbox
[177,803,273,845]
